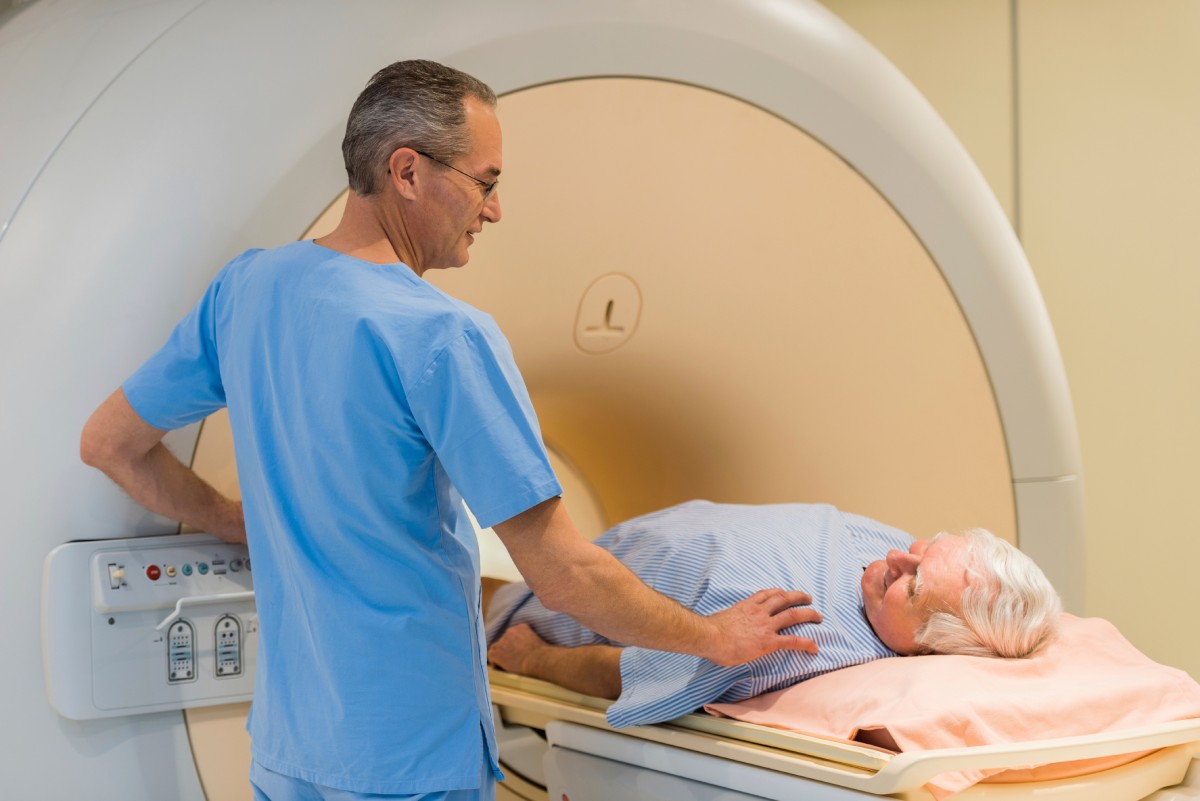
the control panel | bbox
[42,533,257,720]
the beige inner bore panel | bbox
[184,78,1014,801]
[433,78,1015,541]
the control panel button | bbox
[146,565,161,581]
[197,562,209,576]
[181,563,193,577]
[108,564,125,589]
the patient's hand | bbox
[488,623,624,699]
[488,623,548,676]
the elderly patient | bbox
[484,500,1061,728]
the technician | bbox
[79,60,819,801]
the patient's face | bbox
[860,535,971,655]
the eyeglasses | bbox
[415,150,498,203]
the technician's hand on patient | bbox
[703,589,822,666]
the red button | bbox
[146,565,161,581]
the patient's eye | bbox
[908,570,924,602]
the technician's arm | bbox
[80,388,246,543]
[492,498,820,667]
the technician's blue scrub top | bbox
[125,240,562,794]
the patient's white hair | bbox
[915,530,1062,659]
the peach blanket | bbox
[706,615,1200,798]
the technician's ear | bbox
[386,148,420,200]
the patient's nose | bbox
[886,549,920,575]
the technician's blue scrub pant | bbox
[250,758,497,801]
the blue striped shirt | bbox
[486,501,912,728]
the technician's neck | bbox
[313,191,422,275]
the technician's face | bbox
[860,535,971,655]
[416,96,503,272]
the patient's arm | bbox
[488,623,623,700]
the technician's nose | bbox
[482,189,502,223]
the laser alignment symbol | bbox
[574,274,641,354]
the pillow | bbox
[705,615,1200,799]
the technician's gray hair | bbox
[915,529,1062,659]
[341,59,497,196]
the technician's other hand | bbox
[705,589,821,666]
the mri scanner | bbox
[5,0,1200,798]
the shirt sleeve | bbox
[122,268,229,430]
[608,648,752,728]
[408,320,561,529]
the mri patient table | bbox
[489,671,1200,801]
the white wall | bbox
[821,0,1200,678]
